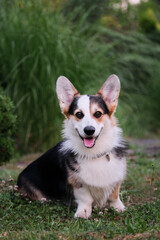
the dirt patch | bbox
[127,138,160,157]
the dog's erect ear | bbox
[97,74,120,115]
[56,76,79,115]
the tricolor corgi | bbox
[17,75,127,219]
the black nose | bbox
[84,126,95,136]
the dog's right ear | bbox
[56,76,79,115]
[97,74,120,115]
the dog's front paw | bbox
[74,206,92,219]
[110,199,125,212]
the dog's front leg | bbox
[74,187,93,219]
[109,183,125,212]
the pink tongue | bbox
[84,138,95,148]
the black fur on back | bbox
[17,141,76,204]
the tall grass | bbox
[0,1,109,151]
[99,28,160,136]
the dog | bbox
[17,74,127,219]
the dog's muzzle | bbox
[76,127,103,149]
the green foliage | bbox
[139,8,158,33]
[137,0,160,40]
[0,92,17,165]
[63,0,109,23]
[0,0,109,151]
[101,0,139,31]
[99,28,160,136]
[100,15,120,30]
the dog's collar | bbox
[77,151,111,161]
[92,151,111,160]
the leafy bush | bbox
[0,92,17,165]
[139,8,158,33]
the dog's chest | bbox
[76,154,126,188]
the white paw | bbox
[74,206,92,219]
[110,199,125,212]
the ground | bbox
[0,139,160,240]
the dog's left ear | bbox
[97,74,120,115]
[56,76,79,115]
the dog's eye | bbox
[94,111,102,119]
[75,112,84,119]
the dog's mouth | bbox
[76,129,102,148]
[83,138,95,148]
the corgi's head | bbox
[56,75,121,156]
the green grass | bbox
[0,149,159,239]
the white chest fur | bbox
[77,154,126,188]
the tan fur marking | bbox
[108,103,117,116]
[90,103,106,124]
[109,183,121,200]
[63,108,70,118]
[67,172,82,189]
